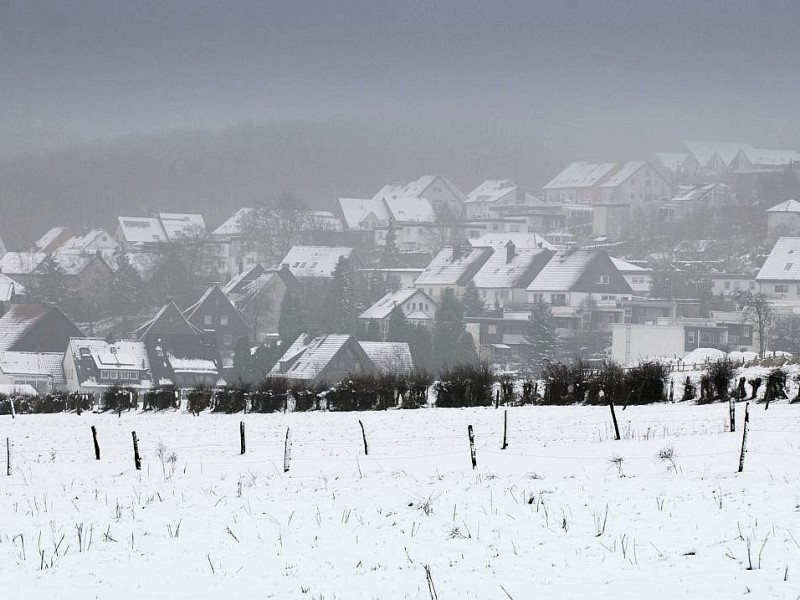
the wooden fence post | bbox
[609,402,621,441]
[131,431,141,470]
[240,421,246,455]
[283,427,292,473]
[729,397,735,433]
[501,409,508,450]
[91,426,100,460]
[6,437,10,476]
[467,425,477,469]
[495,389,500,409]
[738,402,750,473]
[359,419,368,455]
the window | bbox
[204,315,213,326]
[597,275,610,285]
[120,371,129,380]
[223,335,233,346]
[776,285,789,293]
[100,370,110,380]
[108,370,118,380]
[487,325,497,334]
[552,293,567,306]
[220,315,228,326]
[129,371,138,380]
[724,281,730,290]
[687,331,696,343]
[700,332,714,344]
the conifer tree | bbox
[365,319,382,341]
[109,249,146,330]
[232,337,252,383]
[278,289,305,343]
[462,281,485,317]
[524,300,559,371]
[433,288,467,371]
[328,256,360,334]
[387,305,407,342]
[29,254,69,305]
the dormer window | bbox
[597,275,610,285]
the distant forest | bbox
[0,119,561,249]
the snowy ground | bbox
[2,403,800,599]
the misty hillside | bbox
[0,119,561,248]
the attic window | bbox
[597,275,610,285]
[786,263,793,271]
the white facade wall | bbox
[611,324,686,364]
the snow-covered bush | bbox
[708,359,735,400]
[187,387,211,415]
[435,362,494,408]
[145,385,178,410]
[212,387,247,413]
[623,361,668,404]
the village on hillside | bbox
[0,140,799,398]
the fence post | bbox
[495,389,499,409]
[501,409,508,450]
[467,425,477,469]
[609,402,621,441]
[240,421,246,455]
[359,419,368,455]
[729,397,735,433]
[91,425,100,460]
[737,403,750,473]
[6,437,10,476]
[131,431,141,470]
[283,427,292,473]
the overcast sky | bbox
[2,0,799,157]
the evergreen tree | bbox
[433,289,467,371]
[387,305,407,342]
[29,254,69,305]
[524,300,559,371]
[278,289,305,343]
[381,223,398,268]
[109,249,146,330]
[462,281,485,317]
[365,319,382,341]
[232,337,252,383]
[455,330,479,365]
[327,256,360,334]
[406,324,433,368]
[247,340,285,381]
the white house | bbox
[464,180,533,219]
[543,162,617,204]
[374,175,465,218]
[755,237,800,301]
[414,245,493,302]
[610,257,653,295]
[280,246,356,280]
[766,199,800,236]
[0,352,66,395]
[471,242,553,308]
[63,338,153,394]
[359,288,437,340]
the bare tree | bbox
[239,193,313,264]
[738,291,773,357]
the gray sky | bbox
[2,0,800,157]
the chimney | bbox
[505,241,516,263]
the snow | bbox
[1,404,800,598]
[682,347,726,365]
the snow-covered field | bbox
[2,403,800,599]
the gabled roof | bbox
[212,208,253,236]
[184,285,251,329]
[339,198,389,229]
[34,227,74,253]
[53,253,112,276]
[117,217,168,243]
[756,237,800,281]
[738,147,800,167]
[684,141,753,168]
[270,333,369,381]
[280,246,353,279]
[599,161,647,188]
[610,257,652,274]
[766,199,800,213]
[384,196,436,223]
[0,351,66,385]
[134,302,203,339]
[472,247,553,289]
[359,288,434,320]
[468,232,555,251]
[58,229,118,254]
[543,162,617,189]
[0,252,46,275]
[66,338,150,386]
[671,183,724,203]
[654,152,690,173]
[464,179,517,204]
[360,341,413,374]
[223,264,268,296]
[158,213,206,240]
[415,245,494,287]
[0,304,82,352]
[373,176,464,202]
[526,251,631,293]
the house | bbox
[732,147,800,172]
[358,288,437,340]
[658,183,732,221]
[223,264,297,342]
[705,272,756,296]
[269,333,375,384]
[359,341,414,375]
[33,226,74,254]
[543,162,618,204]
[755,237,800,301]
[0,252,47,287]
[184,286,252,366]
[464,180,532,219]
[0,304,83,353]
[158,213,206,240]
[339,198,389,232]
[56,229,120,262]
[526,251,632,337]
[598,162,671,204]
[0,273,24,308]
[0,352,66,394]
[62,338,152,394]
[55,253,115,296]
[414,244,494,302]
[357,267,424,290]
[683,141,752,176]
[464,310,535,361]
[653,152,691,179]
[610,258,653,295]
[468,232,554,251]
[339,196,439,251]
[471,242,553,308]
[766,200,800,236]
[280,246,357,280]
[115,216,168,247]
[134,302,221,389]
[374,175,465,218]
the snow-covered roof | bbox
[117,217,167,243]
[339,198,389,229]
[360,341,413,374]
[34,226,73,253]
[0,304,79,352]
[68,338,150,369]
[0,352,65,385]
[385,196,436,223]
[53,253,110,276]
[739,147,800,167]
[766,199,800,213]
[280,246,353,279]
[610,257,651,273]
[684,141,753,167]
[0,273,22,302]
[526,251,627,292]
[212,208,253,236]
[543,162,618,189]
[465,180,517,204]
[373,176,464,202]
[270,334,358,381]
[415,246,494,287]
[167,354,218,374]
[599,161,646,188]
[0,252,46,275]
[359,288,430,320]
[58,229,118,254]
[472,247,553,289]
[671,183,722,203]
[756,237,800,281]
[654,152,689,173]
[468,232,554,251]
[159,213,206,240]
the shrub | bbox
[30,392,68,414]
[623,361,668,404]
[103,386,138,411]
[681,376,696,402]
[541,362,586,404]
[403,369,433,409]
[765,368,788,403]
[146,385,179,410]
[520,378,538,405]
[0,393,35,415]
[327,373,379,411]
[708,359,735,400]
[588,361,627,405]
[435,362,494,408]
[250,377,288,413]
[375,372,399,410]
[187,387,212,415]
[498,373,517,406]
[212,387,248,413]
